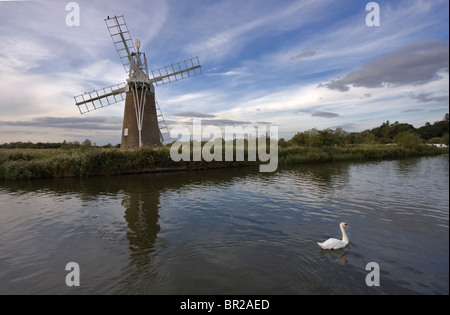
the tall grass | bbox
[0,144,447,181]
[278,144,447,165]
[0,146,254,180]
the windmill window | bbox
[124,128,128,137]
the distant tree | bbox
[417,115,449,140]
[80,139,94,152]
[370,120,417,143]
[389,123,416,138]
[290,132,310,147]
[81,139,92,147]
[394,131,422,149]
[332,128,350,146]
[363,132,377,145]
[278,138,289,148]
[316,128,334,147]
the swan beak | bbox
[344,224,349,228]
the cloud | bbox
[401,109,424,113]
[289,48,317,61]
[299,109,340,118]
[410,92,449,103]
[164,93,209,104]
[198,119,253,126]
[0,116,122,131]
[311,111,339,118]
[321,40,449,92]
[172,111,216,118]
[175,119,253,126]
[330,123,359,131]
[206,67,247,77]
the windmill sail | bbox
[155,100,171,144]
[150,57,202,86]
[105,15,135,75]
[74,82,127,114]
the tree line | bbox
[283,114,449,149]
[1,114,448,150]
[0,139,120,150]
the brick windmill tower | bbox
[74,15,202,149]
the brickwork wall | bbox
[121,89,162,149]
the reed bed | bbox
[0,144,447,181]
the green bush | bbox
[394,131,423,149]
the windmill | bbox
[74,15,202,149]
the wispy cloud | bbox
[175,118,253,127]
[321,41,449,92]
[205,67,247,77]
[299,109,340,118]
[289,48,317,61]
[0,116,122,130]
[409,92,449,103]
[172,112,216,118]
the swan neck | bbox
[341,225,349,243]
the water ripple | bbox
[0,155,448,294]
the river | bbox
[0,155,448,295]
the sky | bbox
[0,0,448,144]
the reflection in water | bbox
[289,162,351,189]
[320,248,349,265]
[0,155,448,294]
[122,191,160,252]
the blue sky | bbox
[0,0,448,144]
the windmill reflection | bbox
[122,190,160,253]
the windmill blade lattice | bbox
[105,15,136,75]
[155,100,172,144]
[74,82,127,114]
[150,57,202,86]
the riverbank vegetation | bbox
[1,115,448,180]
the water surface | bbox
[0,155,448,294]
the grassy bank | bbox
[278,144,448,165]
[0,144,447,181]
[0,146,255,181]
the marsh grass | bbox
[278,144,447,165]
[0,146,253,180]
[0,144,447,181]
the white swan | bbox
[317,222,349,250]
